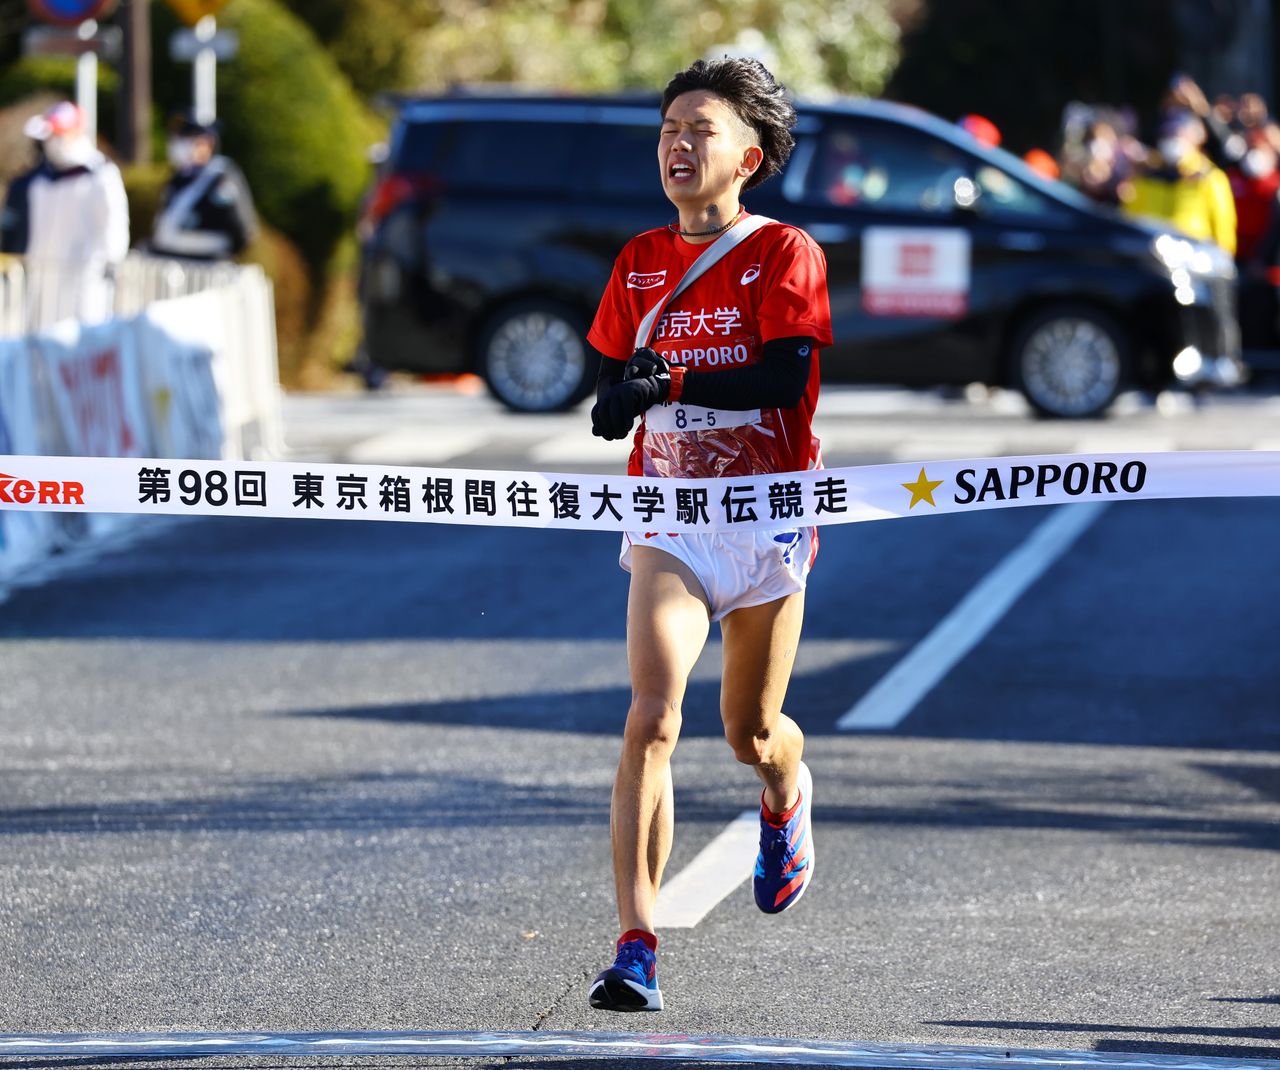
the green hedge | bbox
[151,0,379,272]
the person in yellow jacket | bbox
[1125,111,1237,254]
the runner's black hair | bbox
[661,57,797,190]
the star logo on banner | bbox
[901,467,944,509]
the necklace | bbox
[668,207,744,237]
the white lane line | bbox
[653,809,758,928]
[528,430,622,465]
[344,428,489,464]
[837,501,1108,731]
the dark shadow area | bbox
[1194,764,1280,805]
[0,770,609,836]
[893,499,1280,753]
[3,759,1277,850]
[1210,995,1280,1005]
[0,521,630,643]
[927,1019,1280,1050]
[1096,1040,1280,1059]
[0,507,1028,645]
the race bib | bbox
[645,402,761,433]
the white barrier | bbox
[0,254,282,576]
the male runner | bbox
[585,57,833,1012]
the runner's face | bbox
[659,91,761,206]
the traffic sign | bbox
[170,27,238,61]
[163,0,231,26]
[27,0,118,26]
[23,22,123,60]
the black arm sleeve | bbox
[592,343,625,403]
[679,336,814,410]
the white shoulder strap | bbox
[633,215,776,350]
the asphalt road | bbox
[1,384,1277,1067]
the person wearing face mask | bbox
[1228,132,1280,348]
[1228,132,1280,263]
[20,101,130,326]
[150,113,257,261]
[1124,111,1236,254]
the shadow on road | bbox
[927,1017,1280,1060]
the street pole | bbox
[75,19,99,141]
[193,14,216,123]
[120,0,153,164]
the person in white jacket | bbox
[21,102,130,327]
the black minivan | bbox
[358,92,1243,417]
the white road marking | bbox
[528,430,626,465]
[888,436,1006,462]
[653,809,758,928]
[837,501,1108,731]
[1070,433,1175,455]
[344,428,490,465]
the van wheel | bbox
[477,300,596,413]
[1011,304,1128,418]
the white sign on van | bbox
[862,227,971,318]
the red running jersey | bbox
[588,216,833,479]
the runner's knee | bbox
[724,721,771,766]
[624,693,682,752]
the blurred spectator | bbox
[1227,132,1280,262]
[1164,74,1247,169]
[1067,118,1144,205]
[150,112,258,261]
[21,101,129,325]
[957,113,1001,148]
[1124,110,1236,254]
[0,137,48,254]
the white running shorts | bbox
[620,527,816,622]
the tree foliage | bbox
[150,0,378,270]
[406,0,912,99]
[275,0,426,97]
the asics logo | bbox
[627,270,667,290]
[740,264,761,285]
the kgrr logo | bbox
[0,472,85,506]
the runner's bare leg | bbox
[720,590,806,813]
[612,545,711,934]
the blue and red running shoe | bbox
[588,931,663,1011]
[754,760,815,914]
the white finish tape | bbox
[0,451,1277,534]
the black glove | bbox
[591,376,668,440]
[624,347,671,382]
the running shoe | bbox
[588,933,663,1012]
[754,760,814,914]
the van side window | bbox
[394,121,443,174]
[807,122,969,213]
[432,121,581,193]
[972,164,1054,216]
[590,123,667,198]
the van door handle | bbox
[997,232,1046,251]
